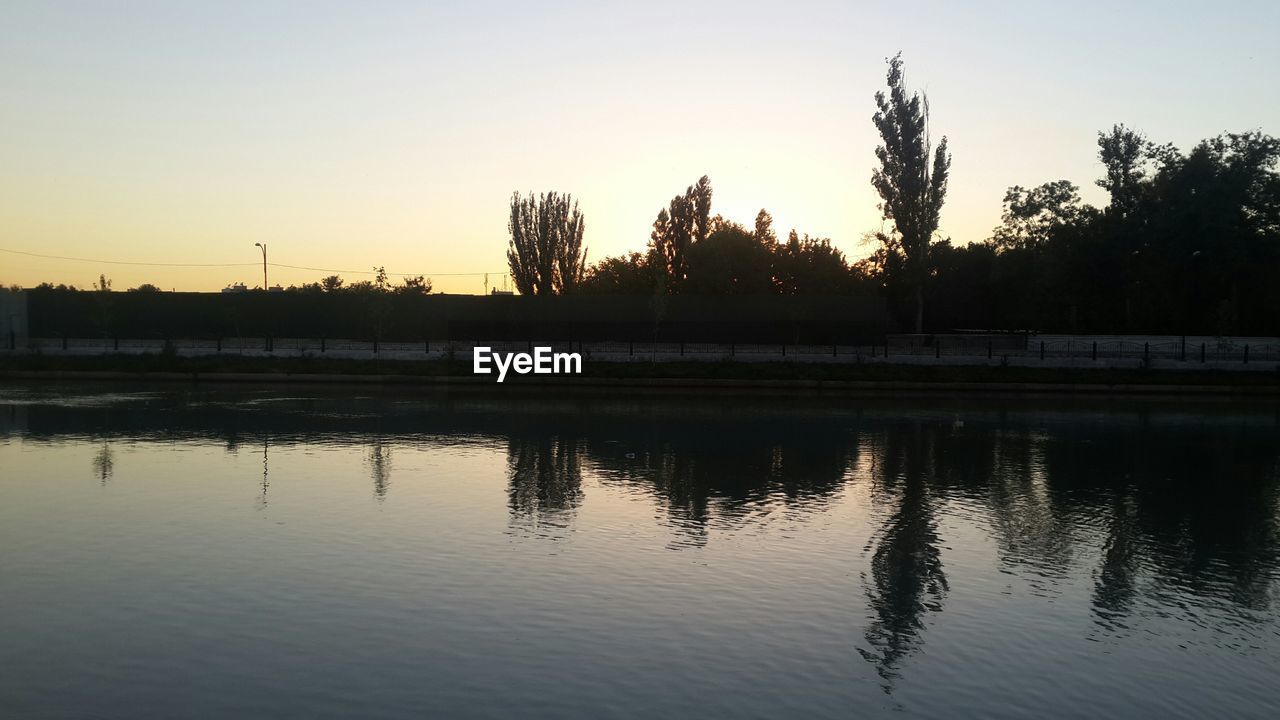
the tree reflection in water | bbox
[91,442,114,485]
[858,424,948,690]
[367,440,392,501]
[590,424,856,547]
[507,434,584,537]
[10,389,1280,692]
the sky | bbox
[2,0,1278,294]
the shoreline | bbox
[4,367,1279,398]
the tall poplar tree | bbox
[507,191,587,295]
[650,175,713,291]
[871,53,951,332]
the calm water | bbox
[2,384,1279,719]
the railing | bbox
[6,335,1280,370]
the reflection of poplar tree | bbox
[91,442,114,484]
[367,440,392,500]
[860,426,948,689]
[507,435,583,532]
[1091,493,1140,628]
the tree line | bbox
[24,268,433,296]
[508,53,1279,335]
[12,54,1277,335]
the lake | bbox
[2,384,1278,719]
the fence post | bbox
[425,339,430,353]
[320,337,326,353]
[1143,342,1149,364]
[1201,343,1206,363]
[1181,336,1186,361]
[1092,341,1097,361]
[730,342,735,357]
[62,335,68,351]
[217,337,222,352]
[373,338,379,354]
[1040,341,1045,361]
[629,340,634,356]
[114,337,119,352]
[935,340,940,359]
[988,340,992,360]
[782,344,786,357]
[1244,344,1249,364]
[680,341,684,356]
[833,343,837,357]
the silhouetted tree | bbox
[684,221,774,294]
[507,191,587,295]
[92,274,113,339]
[774,230,854,294]
[397,275,432,295]
[753,208,776,245]
[1097,124,1149,217]
[320,275,344,292]
[127,283,162,293]
[650,176,713,291]
[988,180,1092,251]
[579,252,654,294]
[870,53,951,333]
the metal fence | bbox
[6,335,1280,371]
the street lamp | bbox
[254,243,267,290]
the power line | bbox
[0,247,256,268]
[0,246,507,277]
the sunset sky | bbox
[3,0,1278,294]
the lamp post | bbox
[254,243,267,290]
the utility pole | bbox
[254,242,268,290]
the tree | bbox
[579,253,654,294]
[870,53,951,333]
[320,275,345,292]
[507,191,587,295]
[774,230,854,294]
[127,283,162,293]
[1096,124,1149,217]
[360,266,394,342]
[684,222,774,294]
[397,275,432,295]
[753,209,776,246]
[92,274,113,339]
[650,176,713,291]
[989,180,1091,251]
